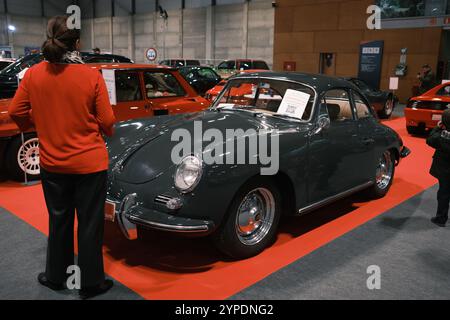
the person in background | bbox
[8,16,116,299]
[426,109,450,227]
[93,47,101,54]
[417,64,436,94]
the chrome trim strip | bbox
[127,215,210,233]
[298,181,374,215]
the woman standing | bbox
[8,16,116,299]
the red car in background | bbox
[405,82,450,135]
[0,63,209,181]
[205,69,269,102]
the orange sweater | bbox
[8,62,116,174]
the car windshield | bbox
[212,78,316,122]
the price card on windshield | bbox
[277,89,310,119]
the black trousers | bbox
[436,178,450,223]
[40,169,107,288]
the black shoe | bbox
[431,217,446,227]
[79,279,113,300]
[37,273,65,291]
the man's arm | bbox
[8,70,33,131]
[95,73,116,137]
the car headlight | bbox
[174,155,203,193]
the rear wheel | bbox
[366,150,395,199]
[6,133,41,182]
[213,177,281,259]
[378,96,395,119]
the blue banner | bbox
[358,40,384,90]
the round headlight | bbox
[174,155,203,193]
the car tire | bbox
[366,150,395,199]
[378,96,395,119]
[5,133,41,182]
[406,125,425,135]
[213,177,281,260]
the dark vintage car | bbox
[344,77,397,119]
[105,72,410,259]
[0,52,133,99]
[178,66,222,96]
[0,64,209,181]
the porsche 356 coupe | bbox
[105,72,410,259]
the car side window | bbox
[115,72,142,102]
[199,68,218,80]
[352,91,373,119]
[253,61,270,70]
[143,72,186,98]
[218,61,235,69]
[323,89,354,122]
[436,85,450,96]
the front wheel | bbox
[5,133,41,182]
[378,97,395,119]
[213,177,281,260]
[366,150,395,199]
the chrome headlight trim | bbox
[174,155,203,193]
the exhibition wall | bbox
[0,0,275,66]
[273,0,442,102]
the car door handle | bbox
[361,138,375,145]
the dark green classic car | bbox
[105,72,410,259]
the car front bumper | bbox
[107,194,215,240]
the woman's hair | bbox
[42,16,81,63]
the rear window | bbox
[252,61,270,70]
[186,60,200,66]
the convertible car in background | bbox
[344,77,397,119]
[105,72,410,259]
[0,52,134,99]
[205,69,269,101]
[0,64,209,181]
[178,66,222,96]
[405,82,450,135]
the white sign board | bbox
[102,69,117,105]
[442,79,450,84]
[146,48,157,62]
[389,77,399,90]
[277,89,310,120]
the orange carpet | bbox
[0,117,438,300]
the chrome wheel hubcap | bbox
[235,188,275,246]
[385,99,393,115]
[376,151,393,190]
[18,138,40,175]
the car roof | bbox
[232,71,357,92]
[88,63,174,71]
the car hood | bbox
[107,109,307,184]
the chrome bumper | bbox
[108,194,215,240]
